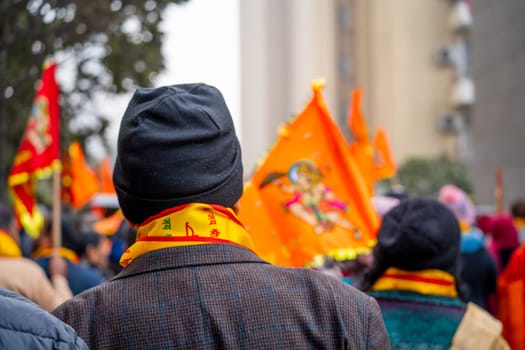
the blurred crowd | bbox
[2,82,525,349]
[0,200,135,310]
[312,185,525,349]
[2,182,525,348]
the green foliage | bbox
[397,154,473,198]
[0,0,189,199]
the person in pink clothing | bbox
[438,184,497,311]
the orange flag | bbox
[347,89,369,142]
[347,88,375,194]
[98,156,116,194]
[371,126,397,181]
[66,142,99,209]
[8,61,61,238]
[238,182,293,266]
[93,209,125,235]
[245,81,380,267]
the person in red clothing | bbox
[488,215,520,273]
[510,199,525,243]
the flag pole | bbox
[52,167,62,254]
[495,167,504,214]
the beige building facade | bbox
[240,0,338,176]
[352,0,460,162]
[240,0,525,209]
[240,0,459,178]
[468,1,525,208]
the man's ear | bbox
[85,244,93,258]
[126,219,139,228]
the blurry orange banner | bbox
[347,89,397,193]
[92,209,124,236]
[66,142,99,209]
[243,82,380,267]
[98,156,116,194]
[8,61,61,238]
[347,88,374,195]
[347,88,369,142]
[371,126,397,181]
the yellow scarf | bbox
[120,203,255,267]
[32,246,80,263]
[371,267,458,297]
[459,221,471,233]
[0,230,22,258]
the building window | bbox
[337,4,348,28]
[339,53,350,76]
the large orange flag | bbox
[371,126,397,181]
[244,82,380,267]
[238,182,293,266]
[8,61,60,238]
[64,142,100,209]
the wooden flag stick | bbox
[495,167,504,214]
[52,168,62,254]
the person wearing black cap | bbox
[53,83,391,349]
[356,197,508,349]
[33,215,105,295]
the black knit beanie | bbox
[113,83,243,224]
[360,198,462,292]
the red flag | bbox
[8,61,60,238]
[244,82,380,267]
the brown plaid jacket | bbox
[53,244,391,349]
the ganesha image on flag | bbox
[26,97,52,155]
[259,160,361,236]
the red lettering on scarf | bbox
[185,222,194,237]
[208,212,216,225]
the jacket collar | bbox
[111,243,269,281]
